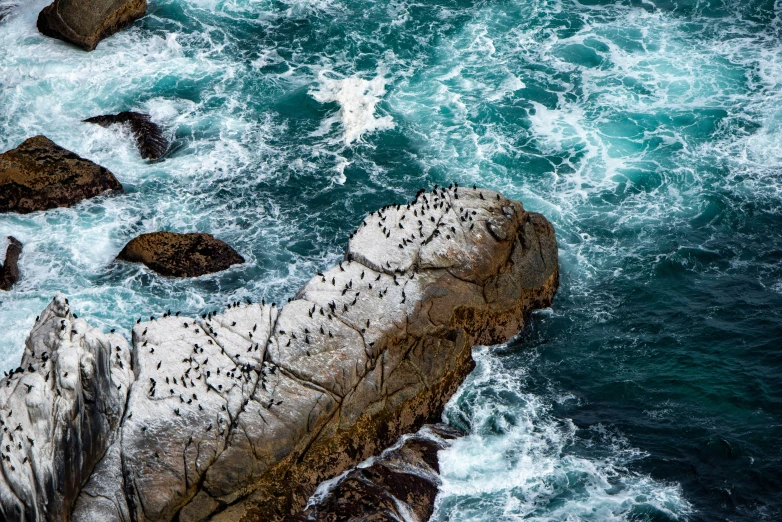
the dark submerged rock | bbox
[37,0,146,51]
[116,231,245,277]
[0,236,22,290]
[84,112,168,160]
[0,3,16,23]
[289,424,462,522]
[0,136,123,214]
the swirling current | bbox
[1,0,781,520]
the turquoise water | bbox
[1,0,781,520]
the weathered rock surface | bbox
[0,136,123,214]
[0,236,22,291]
[37,0,146,51]
[116,232,245,277]
[84,112,168,160]
[0,187,558,522]
[288,424,462,522]
[0,295,133,522]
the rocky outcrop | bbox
[0,236,22,290]
[84,112,168,160]
[0,136,123,214]
[37,0,146,51]
[116,232,245,277]
[288,424,462,522]
[0,295,133,522]
[0,187,558,522]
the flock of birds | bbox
[0,184,502,475]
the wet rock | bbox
[0,295,133,522]
[84,112,168,160]
[289,424,462,522]
[0,236,22,290]
[37,0,146,51]
[1,187,558,522]
[0,136,123,214]
[116,232,245,277]
[0,3,16,23]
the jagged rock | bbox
[0,187,558,522]
[37,0,146,51]
[0,236,22,290]
[288,424,462,522]
[116,232,245,277]
[0,136,123,214]
[84,112,168,160]
[0,294,133,522]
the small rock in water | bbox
[0,136,123,214]
[0,236,22,291]
[84,112,168,160]
[116,231,244,277]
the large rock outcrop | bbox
[0,295,133,522]
[37,0,146,51]
[0,236,22,290]
[116,232,245,277]
[84,112,168,160]
[0,187,558,522]
[0,136,123,214]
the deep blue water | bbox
[1,0,781,520]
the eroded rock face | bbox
[84,112,168,160]
[0,187,558,522]
[116,232,245,277]
[288,424,462,522]
[37,0,146,51]
[0,136,123,214]
[0,236,22,291]
[0,295,133,522]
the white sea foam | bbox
[432,347,693,521]
[310,70,395,145]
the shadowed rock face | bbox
[84,112,168,160]
[0,187,558,522]
[288,424,463,522]
[37,0,146,51]
[0,136,123,214]
[116,232,245,277]
[0,236,22,291]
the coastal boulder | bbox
[116,232,245,277]
[84,112,168,160]
[0,236,22,290]
[0,136,122,214]
[37,0,145,51]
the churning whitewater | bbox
[1,0,781,520]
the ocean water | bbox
[1,0,781,520]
